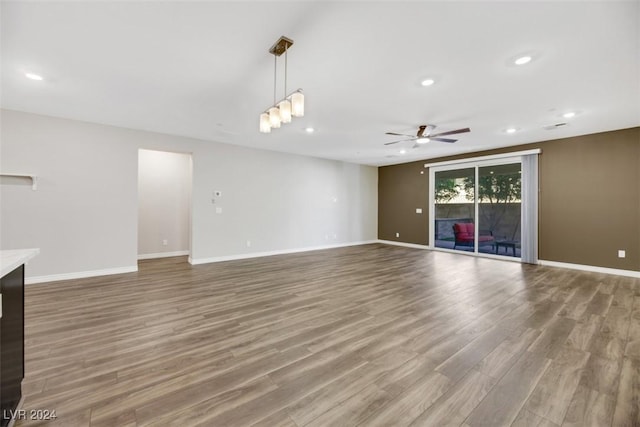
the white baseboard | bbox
[138,250,189,260]
[538,260,640,278]
[377,242,639,277]
[21,246,638,284]
[377,240,430,250]
[189,240,379,265]
[26,265,138,284]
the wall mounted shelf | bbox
[0,174,38,190]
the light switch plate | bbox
[416,208,423,214]
[618,250,626,258]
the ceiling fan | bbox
[384,125,470,148]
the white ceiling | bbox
[2,1,638,166]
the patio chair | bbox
[452,223,495,250]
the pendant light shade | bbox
[291,91,304,117]
[278,99,292,124]
[259,113,271,133]
[268,107,281,128]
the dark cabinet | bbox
[0,265,24,427]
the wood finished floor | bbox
[16,243,640,426]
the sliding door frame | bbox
[429,155,525,261]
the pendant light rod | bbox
[273,54,277,105]
[284,45,288,98]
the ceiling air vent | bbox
[543,122,569,130]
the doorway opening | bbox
[137,149,192,261]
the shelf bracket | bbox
[0,174,38,190]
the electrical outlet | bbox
[618,250,626,258]
[215,207,222,214]
[162,239,168,246]
[332,233,337,239]
[396,232,400,238]
[416,208,423,214]
[246,240,251,247]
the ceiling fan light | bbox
[291,91,304,117]
[260,113,271,133]
[278,99,292,124]
[416,137,430,144]
[268,107,281,128]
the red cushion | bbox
[453,223,494,243]
[453,223,474,235]
[453,223,475,240]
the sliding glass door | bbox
[430,157,523,259]
[477,163,522,257]
[433,168,475,252]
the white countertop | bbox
[0,249,40,277]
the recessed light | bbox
[25,72,43,81]
[399,149,407,154]
[421,79,435,87]
[416,137,430,144]
[563,112,576,118]
[505,128,517,134]
[514,56,532,65]
[304,127,315,133]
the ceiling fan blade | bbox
[384,138,415,146]
[430,127,470,138]
[417,125,440,138]
[431,137,457,143]
[385,132,415,138]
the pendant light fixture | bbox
[259,36,305,133]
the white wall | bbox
[0,111,139,280]
[0,110,378,281]
[138,149,191,258]
[190,142,378,261]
